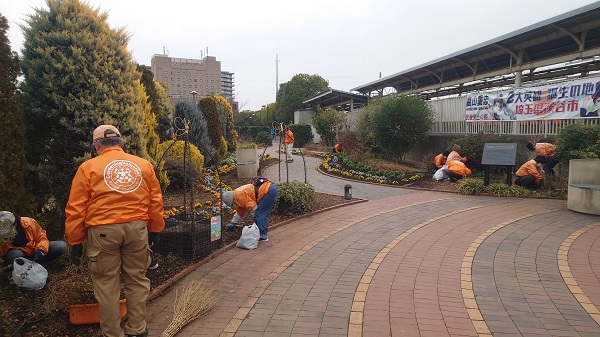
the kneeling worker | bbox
[514,155,546,189]
[0,211,67,267]
[222,178,279,242]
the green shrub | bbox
[274,181,316,215]
[158,140,204,172]
[485,183,529,197]
[163,158,200,190]
[370,95,435,160]
[458,178,484,195]
[555,124,600,161]
[289,124,312,147]
[255,131,273,146]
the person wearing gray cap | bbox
[0,211,67,267]
[221,177,278,242]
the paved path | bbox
[146,146,600,337]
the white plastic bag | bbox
[12,257,48,290]
[236,223,260,250]
[433,165,449,181]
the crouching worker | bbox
[514,155,546,189]
[222,177,279,242]
[0,211,67,267]
[333,143,344,153]
[434,151,450,169]
[443,158,472,182]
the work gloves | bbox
[70,244,83,266]
[34,250,45,261]
[148,232,160,249]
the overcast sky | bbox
[2,0,599,111]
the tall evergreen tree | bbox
[0,14,33,213]
[19,0,148,222]
[138,64,174,141]
[173,101,212,162]
[198,96,227,160]
[214,94,238,151]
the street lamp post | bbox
[190,90,198,104]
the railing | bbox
[430,118,600,136]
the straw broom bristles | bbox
[160,279,219,337]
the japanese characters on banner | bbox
[465,76,600,121]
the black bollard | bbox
[344,184,352,200]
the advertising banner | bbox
[466,76,600,121]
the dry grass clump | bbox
[161,279,219,337]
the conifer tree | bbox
[0,14,33,213]
[198,96,227,160]
[174,101,212,163]
[214,94,238,151]
[19,0,148,220]
[138,64,174,141]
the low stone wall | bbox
[567,159,600,215]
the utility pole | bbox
[275,54,279,97]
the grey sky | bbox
[2,0,598,111]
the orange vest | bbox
[233,182,272,216]
[65,148,165,245]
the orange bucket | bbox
[68,299,127,325]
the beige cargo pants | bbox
[87,220,151,337]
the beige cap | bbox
[0,211,16,240]
[93,125,121,141]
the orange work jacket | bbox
[535,143,557,157]
[447,159,472,176]
[284,130,294,144]
[0,217,49,257]
[446,151,467,163]
[65,147,165,245]
[232,182,272,217]
[434,153,447,169]
[515,159,543,184]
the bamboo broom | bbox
[160,279,219,337]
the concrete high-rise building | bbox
[151,54,238,112]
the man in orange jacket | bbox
[65,125,164,337]
[222,177,278,242]
[434,151,450,169]
[514,155,546,189]
[283,127,295,162]
[526,141,559,175]
[443,158,472,182]
[0,211,67,267]
[446,144,467,163]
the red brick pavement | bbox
[145,151,600,337]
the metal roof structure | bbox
[303,88,368,111]
[351,2,600,99]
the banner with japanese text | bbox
[465,76,600,121]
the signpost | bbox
[481,143,518,186]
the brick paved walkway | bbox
[146,147,600,337]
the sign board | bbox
[481,143,518,166]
